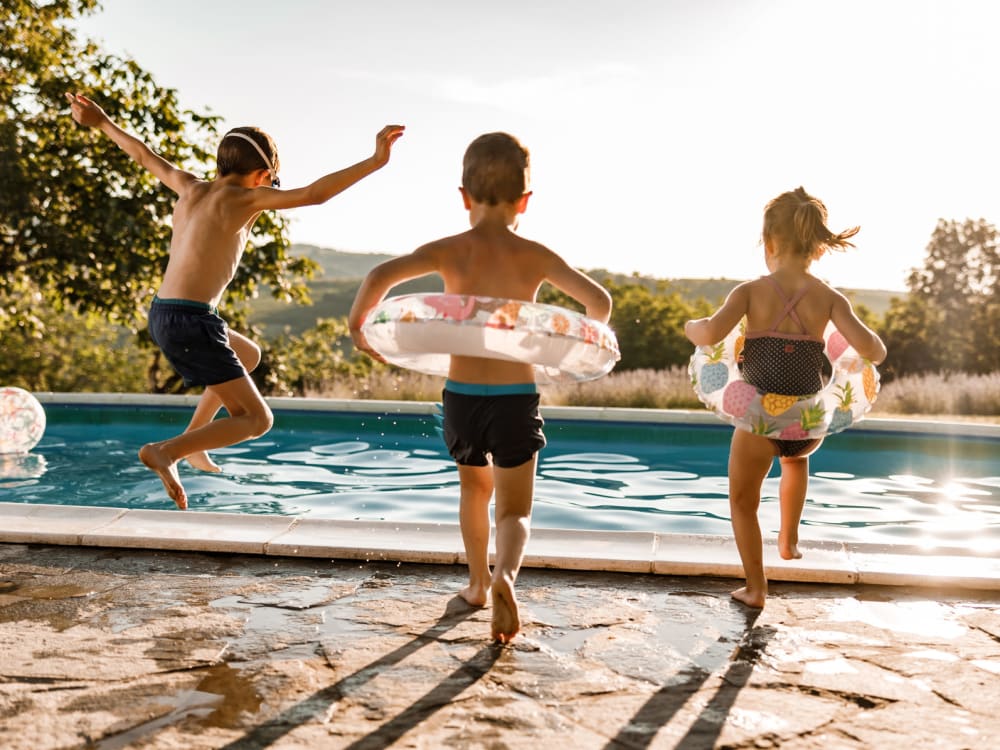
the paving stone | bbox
[0,543,998,749]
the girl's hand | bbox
[65,92,109,129]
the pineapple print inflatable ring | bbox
[361,294,621,384]
[689,322,879,438]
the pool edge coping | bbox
[1,502,998,592]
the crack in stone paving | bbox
[792,684,894,710]
[929,688,967,709]
[971,623,1000,644]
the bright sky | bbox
[75,0,1000,292]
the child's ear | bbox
[516,191,532,214]
[459,186,472,210]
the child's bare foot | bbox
[459,583,489,608]
[731,585,766,608]
[186,451,222,473]
[491,576,520,643]
[779,542,802,560]
[139,443,187,510]
[778,533,803,560]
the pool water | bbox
[1,404,998,552]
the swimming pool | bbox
[2,397,998,553]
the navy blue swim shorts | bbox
[442,380,546,468]
[148,297,246,387]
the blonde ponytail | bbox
[764,187,858,261]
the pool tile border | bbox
[80,509,296,554]
[33,392,1000,437]
[267,518,463,565]
[0,504,128,546]
[2,502,999,591]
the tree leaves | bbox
[2,0,316,340]
[882,218,1000,376]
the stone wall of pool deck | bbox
[7,392,999,592]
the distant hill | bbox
[247,245,901,335]
[579,270,899,315]
[290,244,398,278]
[247,246,442,334]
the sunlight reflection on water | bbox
[1,406,998,551]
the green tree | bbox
[881,218,1000,376]
[262,318,374,396]
[970,296,1000,373]
[1,0,316,389]
[879,294,938,380]
[606,282,709,370]
[0,305,147,392]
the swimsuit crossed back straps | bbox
[740,276,831,397]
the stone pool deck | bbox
[1,541,999,749]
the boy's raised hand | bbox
[373,124,405,168]
[64,91,196,195]
[65,92,109,129]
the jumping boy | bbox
[348,132,612,643]
[67,92,404,509]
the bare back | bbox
[430,226,561,383]
[156,179,261,306]
[744,272,837,341]
[687,269,886,364]
[435,228,554,298]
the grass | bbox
[304,369,448,402]
[872,371,1000,419]
[539,368,698,409]
[306,367,1000,422]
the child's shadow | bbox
[219,594,488,750]
[605,605,773,749]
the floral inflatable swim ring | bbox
[689,321,879,439]
[361,294,621,384]
[0,386,46,454]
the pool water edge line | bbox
[1,502,999,592]
[31,392,1000,438]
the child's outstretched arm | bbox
[684,282,750,346]
[544,254,612,323]
[247,125,405,212]
[347,245,439,360]
[65,93,197,195]
[830,291,887,364]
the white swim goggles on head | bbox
[223,131,280,187]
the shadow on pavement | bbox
[218,595,484,749]
[606,606,770,749]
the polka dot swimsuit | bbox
[739,277,832,457]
